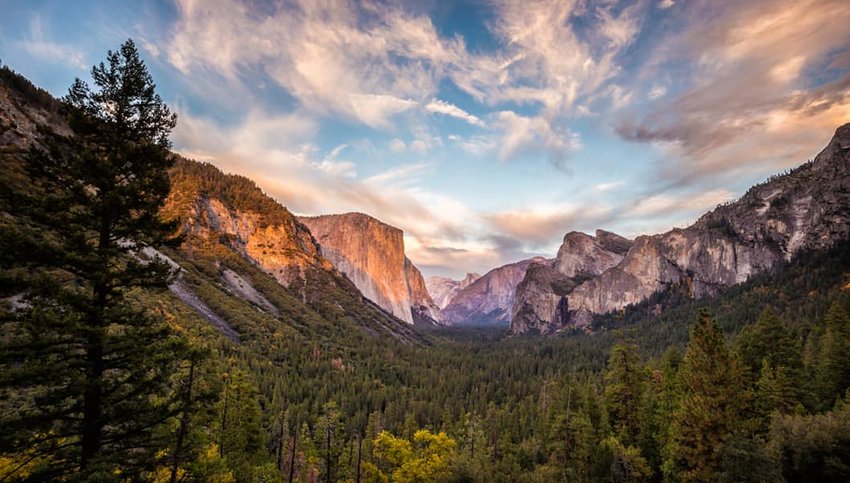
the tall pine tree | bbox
[0,39,187,479]
[604,338,644,446]
[664,310,752,482]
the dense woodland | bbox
[2,41,850,482]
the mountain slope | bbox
[511,123,850,334]
[0,68,423,347]
[163,160,425,344]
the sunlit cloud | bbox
[12,0,847,277]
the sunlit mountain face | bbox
[3,0,848,279]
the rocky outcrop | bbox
[442,257,544,325]
[510,123,850,334]
[0,77,68,152]
[426,273,481,309]
[554,231,628,278]
[512,231,629,334]
[299,213,441,325]
[178,195,326,288]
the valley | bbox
[2,34,850,482]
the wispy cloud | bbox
[425,99,485,127]
[493,111,582,166]
[16,15,87,70]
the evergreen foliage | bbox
[0,39,190,480]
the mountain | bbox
[441,257,545,325]
[162,159,429,344]
[510,123,850,334]
[0,68,423,346]
[298,213,442,325]
[425,273,481,309]
[511,231,631,334]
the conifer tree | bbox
[665,311,752,482]
[604,339,644,446]
[816,303,850,407]
[0,39,187,479]
[737,306,801,375]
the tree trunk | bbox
[277,415,286,472]
[80,329,104,469]
[219,378,229,458]
[170,358,196,483]
[80,269,109,470]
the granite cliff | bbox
[299,213,441,325]
[510,123,850,334]
[511,231,631,334]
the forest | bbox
[1,40,850,482]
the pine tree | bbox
[0,39,187,479]
[816,303,850,407]
[604,339,644,446]
[217,371,264,480]
[665,311,752,482]
[737,306,801,375]
[314,401,346,482]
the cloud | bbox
[348,94,418,129]
[628,189,735,217]
[364,163,431,187]
[615,0,850,185]
[596,3,642,50]
[593,181,625,192]
[425,99,485,127]
[16,15,87,70]
[493,111,582,166]
[482,204,614,247]
[648,84,667,100]
[449,135,496,156]
[166,0,464,127]
[313,159,356,178]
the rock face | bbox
[299,213,441,325]
[554,231,629,278]
[442,258,545,325]
[512,231,630,334]
[0,78,68,151]
[510,123,850,334]
[426,273,481,309]
[179,196,325,287]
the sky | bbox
[1,0,849,278]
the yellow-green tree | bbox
[372,429,456,482]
